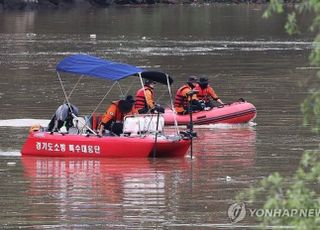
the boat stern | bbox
[150,138,190,158]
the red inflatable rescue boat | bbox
[21,130,190,158]
[21,54,192,158]
[164,100,256,126]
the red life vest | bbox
[195,86,209,102]
[194,84,219,102]
[174,85,190,109]
[135,86,154,109]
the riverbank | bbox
[0,0,287,10]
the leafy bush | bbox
[238,1,320,228]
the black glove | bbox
[191,100,205,111]
[199,100,206,110]
[154,104,165,113]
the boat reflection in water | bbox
[186,124,257,184]
[193,124,256,159]
[22,157,167,201]
[22,157,190,226]
[21,125,256,227]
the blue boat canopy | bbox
[56,54,173,85]
[56,54,143,81]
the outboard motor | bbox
[47,103,79,132]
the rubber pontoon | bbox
[163,100,256,126]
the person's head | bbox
[144,79,156,88]
[198,77,209,89]
[187,76,198,89]
[118,95,135,113]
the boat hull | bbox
[21,132,190,158]
[164,101,257,126]
[154,139,191,157]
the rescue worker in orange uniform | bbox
[194,77,223,108]
[135,79,164,114]
[174,76,205,115]
[98,95,137,136]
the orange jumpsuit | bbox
[101,101,137,125]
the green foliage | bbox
[304,33,320,133]
[263,0,283,18]
[264,0,320,132]
[310,35,320,66]
[237,150,320,228]
[237,1,320,228]
[301,90,320,133]
[285,12,299,35]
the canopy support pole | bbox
[166,75,180,135]
[88,81,118,119]
[116,81,125,99]
[56,71,98,136]
[65,75,83,102]
[57,71,72,109]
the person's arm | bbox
[216,98,223,104]
[98,104,116,135]
[208,87,223,104]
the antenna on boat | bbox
[138,72,160,157]
[186,90,198,159]
[188,97,194,159]
[166,74,180,135]
[152,111,161,158]
[151,73,175,158]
